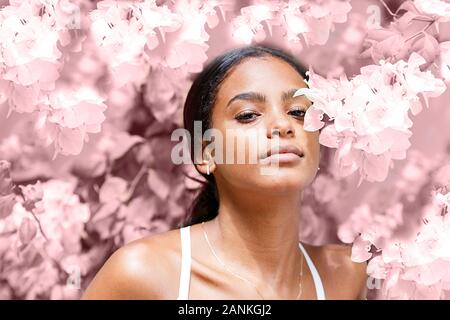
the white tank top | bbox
[176,225,326,300]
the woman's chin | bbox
[255,176,307,192]
[256,167,315,190]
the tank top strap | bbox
[177,226,191,300]
[175,227,325,300]
[299,242,326,300]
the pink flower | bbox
[402,53,447,108]
[230,0,351,47]
[351,236,373,262]
[294,53,445,183]
[0,10,62,66]
[34,87,107,157]
[90,0,184,87]
[413,0,450,22]
[231,2,281,44]
[436,191,450,209]
[282,0,351,46]
[367,255,389,280]
[363,1,446,68]
[0,177,91,299]
[0,0,85,127]
[354,191,450,299]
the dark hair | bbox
[182,44,309,226]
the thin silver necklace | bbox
[201,221,304,300]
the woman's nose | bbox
[266,112,295,139]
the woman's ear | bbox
[196,150,216,176]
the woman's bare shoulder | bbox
[302,242,368,299]
[81,227,182,300]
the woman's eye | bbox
[289,108,306,118]
[235,111,259,123]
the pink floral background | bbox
[0,0,449,300]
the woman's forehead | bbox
[217,56,307,102]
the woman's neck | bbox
[204,185,304,290]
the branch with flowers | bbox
[294,0,450,299]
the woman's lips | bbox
[258,144,304,165]
[259,152,303,165]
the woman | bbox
[82,44,367,300]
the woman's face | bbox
[205,56,320,194]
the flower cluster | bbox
[295,53,446,183]
[0,169,96,299]
[231,0,352,49]
[37,87,107,158]
[363,190,450,300]
[337,151,450,299]
[363,0,450,74]
[0,0,107,158]
[0,0,87,109]
[90,0,232,87]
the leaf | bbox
[99,176,128,203]
[91,201,121,223]
[18,217,37,245]
[414,32,440,66]
[0,160,14,195]
[107,132,144,161]
[0,194,16,219]
[147,168,171,200]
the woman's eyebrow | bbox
[226,88,302,107]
